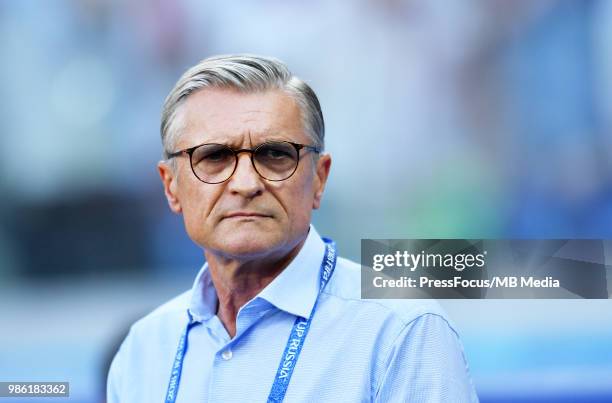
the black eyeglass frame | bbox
[166,140,321,184]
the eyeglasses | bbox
[167,140,321,184]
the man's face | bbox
[158,88,331,260]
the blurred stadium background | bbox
[1,0,611,402]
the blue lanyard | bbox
[267,239,336,402]
[164,239,337,403]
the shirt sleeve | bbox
[375,313,479,403]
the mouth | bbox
[222,212,273,220]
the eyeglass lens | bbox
[190,141,300,183]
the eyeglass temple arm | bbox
[300,144,322,153]
[166,147,196,159]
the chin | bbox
[212,228,285,259]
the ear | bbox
[312,154,332,210]
[158,161,182,214]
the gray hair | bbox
[160,54,325,159]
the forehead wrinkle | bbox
[177,90,305,149]
[185,114,277,143]
[248,131,254,147]
[181,124,302,150]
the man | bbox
[107,54,478,402]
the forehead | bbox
[175,87,306,146]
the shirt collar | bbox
[188,262,218,322]
[188,225,327,321]
[257,225,326,319]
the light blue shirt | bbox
[107,226,478,402]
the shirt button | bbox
[221,349,233,360]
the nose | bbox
[227,153,264,198]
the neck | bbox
[206,236,307,338]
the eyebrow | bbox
[187,133,296,148]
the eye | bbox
[203,149,231,161]
[258,144,294,160]
[193,145,233,165]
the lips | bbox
[223,211,272,219]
